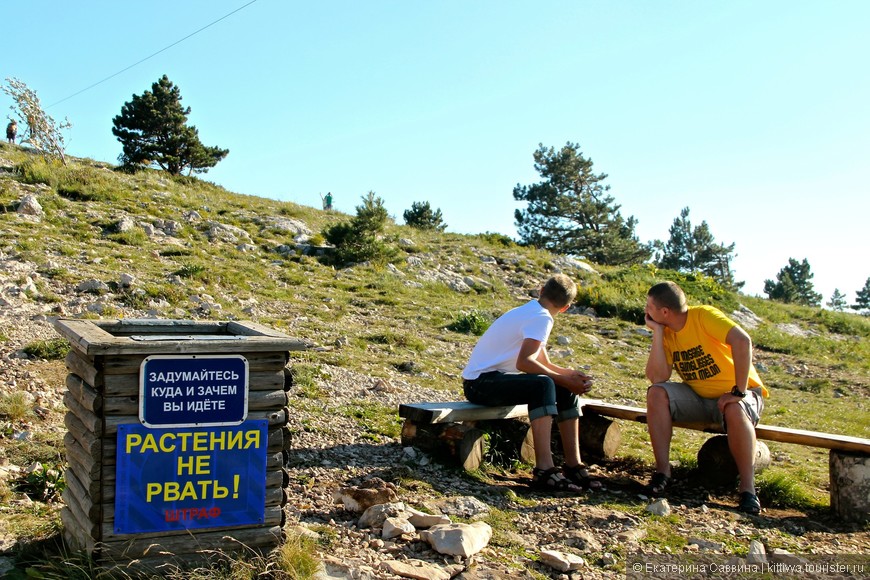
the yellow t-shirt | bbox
[662,305,767,399]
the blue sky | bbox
[6,1,869,304]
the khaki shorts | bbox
[651,382,764,431]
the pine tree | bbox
[112,75,228,175]
[827,289,847,311]
[513,142,650,265]
[852,277,870,314]
[763,258,822,306]
[404,201,447,231]
[655,207,743,290]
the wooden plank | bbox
[64,391,103,437]
[53,319,118,358]
[62,487,101,539]
[64,467,101,522]
[103,370,285,398]
[103,409,286,436]
[65,350,102,389]
[94,319,229,335]
[101,351,289,375]
[65,411,102,456]
[399,401,529,424]
[60,507,96,554]
[100,507,283,541]
[66,373,102,414]
[755,425,870,454]
[57,318,310,356]
[583,402,870,454]
[65,432,101,491]
[99,525,282,561]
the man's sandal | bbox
[563,464,603,490]
[648,472,671,495]
[531,467,583,492]
[738,491,761,515]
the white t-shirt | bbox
[461,300,553,380]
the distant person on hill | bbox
[6,120,16,144]
[643,281,768,514]
[323,192,333,211]
[462,274,603,492]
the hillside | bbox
[1,144,868,578]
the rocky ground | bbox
[1,218,868,577]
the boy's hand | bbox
[566,370,593,394]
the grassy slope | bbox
[1,145,868,567]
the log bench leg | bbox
[579,414,622,460]
[830,450,870,523]
[401,419,485,470]
[696,435,771,484]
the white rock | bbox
[380,559,450,580]
[746,539,767,564]
[646,498,671,516]
[382,516,415,539]
[419,522,492,557]
[540,549,585,571]
[689,537,725,552]
[119,273,136,288]
[76,279,110,294]
[769,548,808,566]
[16,194,43,216]
[357,502,405,528]
[406,506,450,529]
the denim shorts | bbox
[652,381,764,430]
[463,371,581,422]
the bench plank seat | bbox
[399,400,870,455]
[399,402,529,424]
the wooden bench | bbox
[399,400,870,521]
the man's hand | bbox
[717,392,742,413]
[645,312,664,332]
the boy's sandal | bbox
[738,491,761,515]
[531,467,583,492]
[648,472,671,495]
[563,464,603,490]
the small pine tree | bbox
[763,258,822,306]
[654,207,743,290]
[827,289,847,311]
[323,191,397,266]
[852,277,870,314]
[403,201,447,231]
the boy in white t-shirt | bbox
[462,274,600,492]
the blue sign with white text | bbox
[140,355,248,427]
[114,421,268,534]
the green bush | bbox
[448,309,493,335]
[322,192,398,267]
[23,338,70,360]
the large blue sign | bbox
[114,421,268,534]
[139,355,248,427]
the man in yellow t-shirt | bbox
[644,281,768,515]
